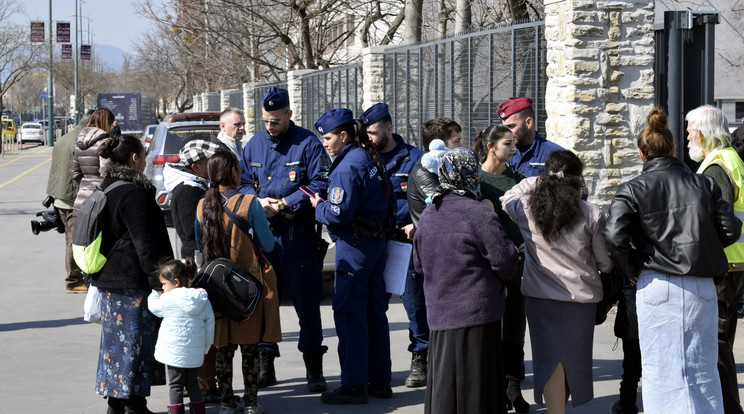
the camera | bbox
[31,195,65,235]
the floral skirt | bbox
[95,288,157,399]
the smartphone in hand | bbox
[300,185,325,201]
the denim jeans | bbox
[636,270,723,414]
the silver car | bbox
[144,120,220,212]
[19,122,44,144]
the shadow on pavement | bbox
[0,316,88,332]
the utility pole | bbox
[73,0,79,125]
[47,0,55,146]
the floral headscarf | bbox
[431,147,481,201]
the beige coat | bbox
[197,193,282,347]
[501,177,613,303]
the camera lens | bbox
[30,219,58,235]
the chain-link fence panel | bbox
[384,22,547,147]
[298,64,364,132]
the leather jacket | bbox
[407,160,440,227]
[604,156,741,280]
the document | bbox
[384,241,413,296]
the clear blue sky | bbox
[16,0,147,54]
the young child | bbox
[148,258,215,414]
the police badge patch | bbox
[330,205,341,215]
[330,187,345,204]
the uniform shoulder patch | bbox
[329,187,345,204]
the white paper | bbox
[384,241,413,296]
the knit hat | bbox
[179,140,220,166]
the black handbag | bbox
[193,195,265,321]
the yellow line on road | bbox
[0,150,40,167]
[0,156,52,189]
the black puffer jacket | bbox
[604,156,741,281]
[71,127,110,210]
[407,160,440,227]
[92,163,173,290]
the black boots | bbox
[404,350,427,388]
[321,385,368,404]
[505,378,530,413]
[107,397,125,414]
[303,353,327,392]
[257,348,277,388]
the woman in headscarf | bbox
[413,147,519,414]
[501,150,613,414]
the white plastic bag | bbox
[83,286,102,324]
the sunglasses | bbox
[262,119,281,125]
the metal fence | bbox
[383,21,547,148]
[297,64,364,132]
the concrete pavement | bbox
[2,145,744,413]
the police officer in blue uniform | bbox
[361,103,429,388]
[309,108,395,404]
[239,87,331,392]
[497,96,564,412]
[498,97,564,178]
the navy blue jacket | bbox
[380,134,423,228]
[509,133,564,178]
[239,122,330,227]
[315,143,394,242]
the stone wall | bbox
[544,0,655,208]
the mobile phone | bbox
[300,185,324,201]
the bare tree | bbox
[0,0,45,120]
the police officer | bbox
[360,103,428,387]
[309,108,395,404]
[498,97,564,178]
[239,87,330,392]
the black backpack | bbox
[72,181,131,275]
[192,194,265,321]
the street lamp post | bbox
[47,0,55,146]
[73,0,79,125]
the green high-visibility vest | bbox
[698,147,744,268]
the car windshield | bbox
[163,126,219,154]
[22,124,39,129]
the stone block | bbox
[572,11,598,23]
[568,61,601,74]
[571,24,605,38]
[566,47,600,60]
[610,70,625,83]
[596,1,634,10]
[606,103,627,113]
[596,113,626,125]
[622,87,655,100]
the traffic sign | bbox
[41,91,47,99]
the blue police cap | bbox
[360,103,389,126]
[314,108,353,135]
[262,87,290,111]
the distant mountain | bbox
[95,44,130,70]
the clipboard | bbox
[383,241,413,296]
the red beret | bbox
[497,97,533,120]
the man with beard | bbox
[360,103,427,389]
[498,97,563,178]
[239,87,331,393]
[686,104,744,414]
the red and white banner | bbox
[56,22,70,43]
[81,44,91,60]
[61,44,72,59]
[30,22,45,42]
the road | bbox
[1,145,743,413]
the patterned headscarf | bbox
[432,147,480,201]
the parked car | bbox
[163,112,221,123]
[143,120,220,212]
[140,124,158,150]
[2,118,17,142]
[18,122,44,144]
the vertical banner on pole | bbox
[30,22,45,42]
[80,44,91,60]
[61,44,72,59]
[56,22,70,43]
